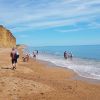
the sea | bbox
[24,45,100,80]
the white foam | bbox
[36,54,100,80]
[24,47,100,80]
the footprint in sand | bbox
[0,77,54,97]
[67,86,72,89]
[13,89,16,91]
[40,92,44,95]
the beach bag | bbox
[16,52,19,59]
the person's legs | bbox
[12,59,17,70]
[14,59,17,69]
[12,59,15,70]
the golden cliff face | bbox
[0,25,16,48]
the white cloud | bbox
[0,0,100,32]
[88,22,100,29]
[19,34,28,38]
[56,28,82,33]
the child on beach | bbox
[22,54,29,62]
[26,54,29,61]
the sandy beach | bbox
[0,46,100,100]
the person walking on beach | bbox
[10,47,18,70]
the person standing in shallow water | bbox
[36,50,38,55]
[10,47,17,70]
[64,51,67,59]
[68,52,73,60]
[33,51,36,58]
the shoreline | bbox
[0,46,100,100]
[25,46,100,83]
[37,59,100,84]
[22,45,100,84]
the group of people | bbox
[10,47,72,70]
[33,50,38,58]
[22,54,30,62]
[10,47,35,70]
[10,47,19,70]
[64,51,73,59]
[22,50,38,62]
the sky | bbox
[0,0,100,46]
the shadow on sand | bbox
[1,67,13,70]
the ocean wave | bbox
[24,46,100,80]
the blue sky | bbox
[0,0,100,46]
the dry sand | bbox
[0,46,100,100]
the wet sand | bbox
[0,46,100,100]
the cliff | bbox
[0,25,16,48]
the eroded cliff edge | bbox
[0,25,16,48]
